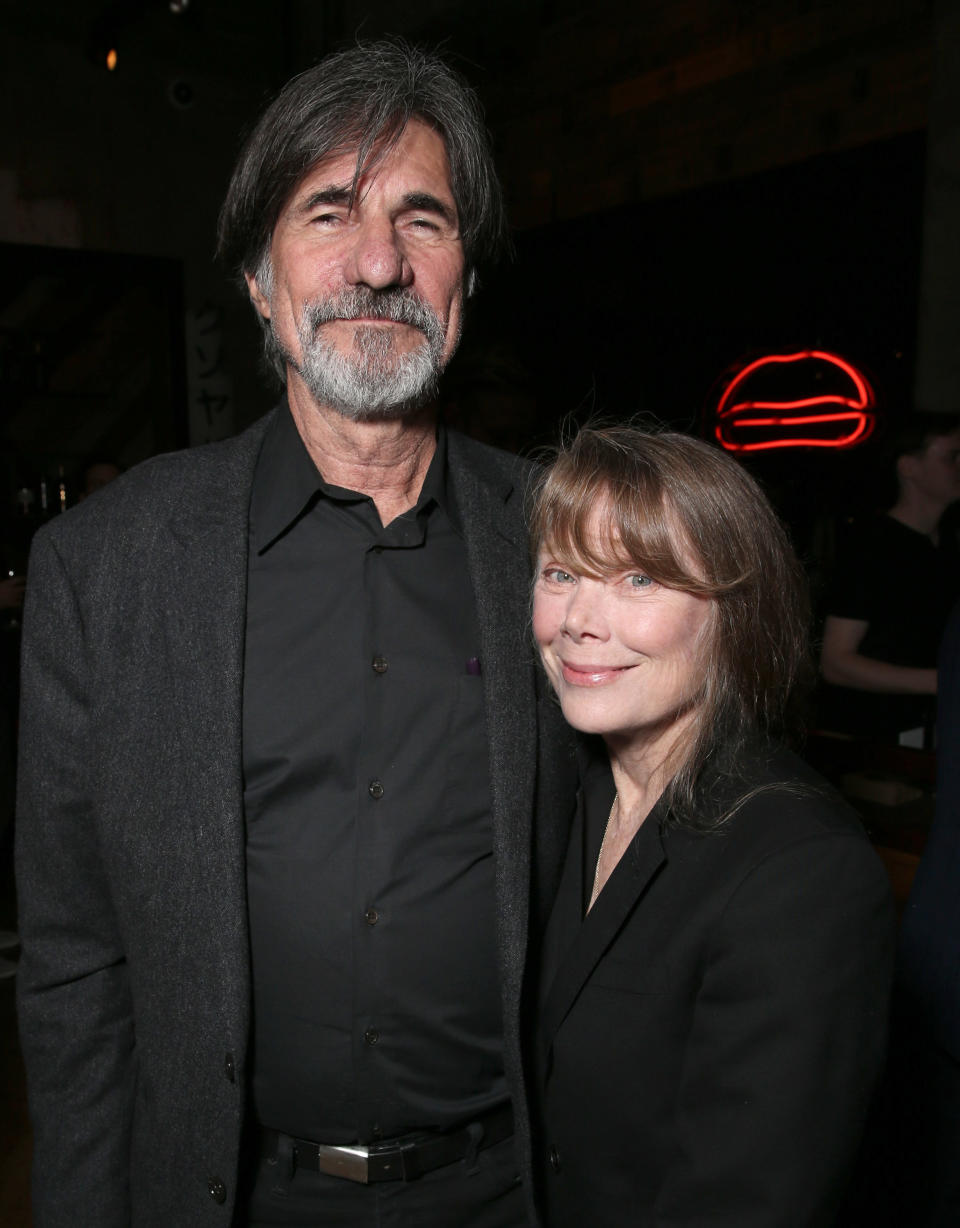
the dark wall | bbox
[0,0,936,462]
[493,130,924,431]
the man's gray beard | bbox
[273,288,456,422]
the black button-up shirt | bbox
[243,406,505,1143]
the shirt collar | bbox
[250,402,456,553]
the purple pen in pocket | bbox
[466,657,482,676]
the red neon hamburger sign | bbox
[712,349,877,453]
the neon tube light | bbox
[713,350,877,452]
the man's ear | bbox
[245,271,272,319]
[897,452,918,486]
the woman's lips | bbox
[559,661,633,686]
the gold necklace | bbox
[588,793,618,912]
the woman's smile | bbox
[558,660,637,686]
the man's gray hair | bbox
[217,39,509,285]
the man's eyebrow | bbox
[401,192,457,227]
[296,185,354,214]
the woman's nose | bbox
[562,582,609,640]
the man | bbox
[819,412,960,743]
[16,42,576,1228]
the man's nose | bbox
[344,218,412,290]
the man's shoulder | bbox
[100,411,272,508]
[444,431,542,554]
[445,429,539,526]
[38,411,276,552]
[446,429,537,484]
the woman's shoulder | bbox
[686,737,875,858]
[668,739,892,923]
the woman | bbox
[530,426,894,1228]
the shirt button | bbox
[208,1177,227,1204]
[224,1052,236,1083]
[372,1124,383,1139]
[364,907,379,926]
[548,1145,561,1173]
[368,779,384,800]
[371,655,388,674]
[364,1027,380,1046]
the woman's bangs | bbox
[540,472,688,586]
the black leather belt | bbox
[260,1103,513,1184]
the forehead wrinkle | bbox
[282,119,458,234]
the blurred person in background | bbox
[78,459,121,499]
[819,413,960,746]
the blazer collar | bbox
[539,762,669,1061]
[156,407,275,809]
[446,430,525,548]
[446,431,538,1013]
[159,406,276,776]
[166,407,277,547]
[147,408,279,1046]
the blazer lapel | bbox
[539,797,668,1062]
[447,434,538,1020]
[538,787,588,1008]
[154,411,275,1034]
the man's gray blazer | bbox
[15,408,577,1227]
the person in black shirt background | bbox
[819,412,960,744]
[16,41,577,1228]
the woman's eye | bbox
[626,574,653,589]
[543,567,575,584]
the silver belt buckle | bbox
[315,1143,371,1183]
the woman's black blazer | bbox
[536,739,895,1228]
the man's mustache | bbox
[304,289,442,341]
